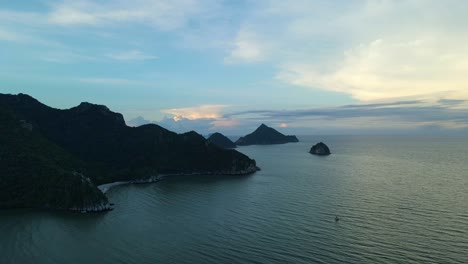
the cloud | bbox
[277,38,468,101]
[125,115,235,134]
[158,116,216,134]
[107,50,158,61]
[211,119,240,127]
[227,0,468,102]
[226,99,468,130]
[46,0,220,30]
[124,114,218,134]
[225,30,267,63]
[0,0,224,64]
[124,105,240,134]
[123,99,468,135]
[159,116,240,134]
[161,104,228,121]
[47,2,101,25]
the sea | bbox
[1,135,467,264]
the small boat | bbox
[335,216,340,222]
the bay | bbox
[1,136,467,263]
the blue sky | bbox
[1,0,468,135]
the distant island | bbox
[309,142,331,156]
[208,132,237,149]
[235,124,299,146]
[0,93,258,213]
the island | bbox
[235,124,299,146]
[309,142,331,156]
[0,93,259,212]
[208,132,237,149]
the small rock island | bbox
[235,124,299,146]
[309,142,331,156]
[208,132,237,149]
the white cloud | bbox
[48,2,100,25]
[277,38,468,101]
[107,50,158,61]
[225,30,267,63]
[46,0,219,30]
[228,0,468,103]
[2,0,468,115]
[161,105,228,121]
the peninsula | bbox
[0,93,258,212]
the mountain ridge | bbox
[0,93,258,212]
[208,132,237,149]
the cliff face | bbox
[0,93,258,212]
[208,132,237,149]
[236,124,299,146]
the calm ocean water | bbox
[1,136,468,263]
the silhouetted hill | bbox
[0,93,258,212]
[235,124,299,146]
[208,132,237,149]
[0,105,109,211]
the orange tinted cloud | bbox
[161,105,227,121]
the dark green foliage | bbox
[235,124,299,146]
[0,93,257,210]
[0,106,107,210]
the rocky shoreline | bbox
[67,203,115,213]
[26,167,261,214]
[77,166,261,213]
[98,165,260,193]
[98,175,162,194]
[0,163,260,214]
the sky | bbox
[1,0,468,135]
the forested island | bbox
[235,124,299,146]
[0,93,258,212]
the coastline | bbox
[0,167,260,214]
[98,181,132,194]
[97,176,161,194]
[97,165,260,194]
